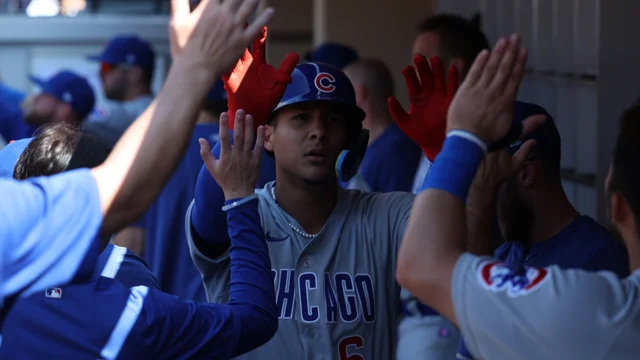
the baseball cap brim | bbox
[0,137,33,178]
[29,75,56,99]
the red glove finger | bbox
[387,96,410,128]
[401,65,421,98]
[253,26,267,65]
[223,48,253,83]
[258,52,298,89]
[277,52,299,75]
[446,65,460,98]
[413,55,434,96]
[430,57,446,95]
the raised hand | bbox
[472,139,537,191]
[447,34,545,144]
[224,27,299,131]
[199,109,265,200]
[168,0,275,78]
[388,55,459,161]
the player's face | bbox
[100,66,128,101]
[268,102,349,185]
[497,174,534,242]
[23,94,58,126]
[412,32,441,61]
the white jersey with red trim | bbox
[452,252,640,360]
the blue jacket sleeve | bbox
[191,137,277,245]
[191,160,230,245]
[143,198,277,359]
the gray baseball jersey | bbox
[83,95,153,146]
[186,182,414,360]
[452,252,640,360]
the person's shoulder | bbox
[576,216,620,246]
[347,189,415,214]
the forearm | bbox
[191,164,230,246]
[93,57,220,235]
[466,186,498,256]
[224,198,278,356]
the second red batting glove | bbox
[224,27,299,132]
[387,55,459,161]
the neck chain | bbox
[270,185,319,239]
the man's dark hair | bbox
[608,101,640,228]
[14,123,112,180]
[418,13,490,70]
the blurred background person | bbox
[24,70,96,128]
[83,34,155,146]
[398,13,490,360]
[344,58,421,193]
[114,80,227,302]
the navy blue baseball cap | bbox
[207,79,227,102]
[88,35,155,73]
[0,137,32,178]
[29,71,96,120]
[308,43,359,69]
[508,101,561,162]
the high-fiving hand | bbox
[199,109,265,200]
[446,34,545,143]
[388,55,459,161]
[168,0,275,77]
[224,27,299,131]
[472,139,537,191]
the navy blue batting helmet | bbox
[272,62,366,124]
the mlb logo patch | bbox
[45,288,62,299]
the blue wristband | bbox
[421,132,486,202]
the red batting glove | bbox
[224,27,299,132]
[387,55,459,161]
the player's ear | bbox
[518,161,536,188]
[353,83,367,105]
[609,191,631,228]
[264,125,275,152]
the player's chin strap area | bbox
[335,129,370,182]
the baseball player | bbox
[398,14,493,360]
[24,70,96,127]
[344,58,422,193]
[0,0,273,311]
[456,102,629,360]
[396,34,640,359]
[1,112,279,359]
[188,30,459,359]
[83,35,156,146]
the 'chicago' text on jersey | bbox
[272,269,376,323]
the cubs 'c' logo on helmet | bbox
[477,260,549,297]
[314,72,336,93]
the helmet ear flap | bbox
[335,129,369,182]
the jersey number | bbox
[338,335,365,360]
